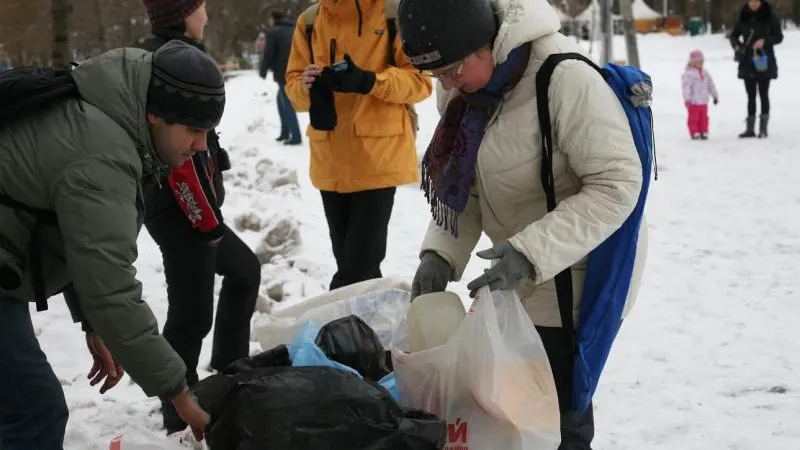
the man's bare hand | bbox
[301,64,322,90]
[171,386,210,441]
[86,332,125,394]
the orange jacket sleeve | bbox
[285,16,313,112]
[369,33,432,105]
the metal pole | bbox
[600,0,612,64]
[619,0,640,68]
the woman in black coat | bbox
[729,0,783,138]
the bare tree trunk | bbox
[618,0,640,68]
[51,0,72,68]
[92,0,107,51]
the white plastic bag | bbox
[391,286,561,450]
[252,280,410,351]
[108,432,195,450]
[271,277,411,319]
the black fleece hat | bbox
[397,0,498,71]
[146,39,225,129]
[142,0,204,28]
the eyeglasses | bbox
[424,61,464,80]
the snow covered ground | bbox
[34,30,800,449]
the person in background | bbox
[140,0,261,435]
[402,0,647,448]
[284,0,432,291]
[0,40,214,449]
[255,28,267,69]
[729,0,782,138]
[681,49,719,140]
[260,10,301,145]
[255,29,266,55]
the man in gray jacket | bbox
[0,40,221,448]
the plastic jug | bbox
[407,291,466,352]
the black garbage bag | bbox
[315,314,390,382]
[193,348,446,450]
[193,345,293,449]
[220,343,292,375]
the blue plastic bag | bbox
[753,51,769,72]
[288,321,399,399]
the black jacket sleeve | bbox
[766,15,784,46]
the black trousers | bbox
[537,326,595,450]
[320,187,396,290]
[159,224,260,432]
[160,224,260,385]
[744,79,771,116]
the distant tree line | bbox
[0,0,313,67]
[561,0,798,32]
[0,0,796,68]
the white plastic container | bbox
[406,291,466,352]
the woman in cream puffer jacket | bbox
[400,0,648,447]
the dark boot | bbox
[758,114,769,138]
[739,116,756,138]
[161,399,188,434]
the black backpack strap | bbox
[0,193,58,312]
[302,4,320,65]
[534,52,602,342]
[305,23,314,64]
[386,19,397,66]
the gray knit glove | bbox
[411,251,453,300]
[466,241,535,297]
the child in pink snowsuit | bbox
[682,49,719,139]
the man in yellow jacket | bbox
[285,0,432,290]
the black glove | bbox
[330,54,376,95]
[309,67,337,131]
[411,251,454,300]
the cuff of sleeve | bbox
[363,71,377,94]
[200,224,225,242]
[508,234,544,285]
[159,383,188,403]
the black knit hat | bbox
[397,0,498,71]
[146,39,225,129]
[142,0,205,28]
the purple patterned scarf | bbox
[421,42,532,237]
